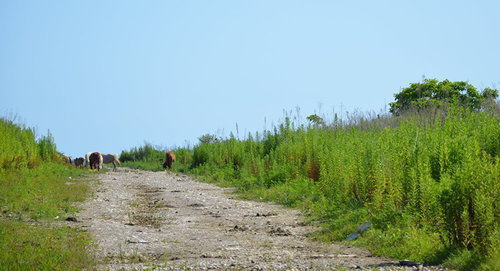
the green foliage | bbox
[37,130,59,162]
[306,114,325,127]
[0,118,94,269]
[120,143,193,173]
[443,247,500,271]
[0,163,90,220]
[0,118,62,170]
[122,107,499,269]
[389,79,499,115]
[0,222,94,271]
[186,110,498,268]
[0,118,40,169]
[119,143,165,163]
[171,147,194,173]
[198,134,221,144]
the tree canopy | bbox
[389,79,498,115]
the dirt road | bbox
[76,168,444,270]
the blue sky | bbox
[1,1,499,158]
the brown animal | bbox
[163,151,176,169]
[89,152,103,170]
[74,157,84,168]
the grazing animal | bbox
[101,153,121,171]
[85,152,93,167]
[89,152,103,170]
[74,157,84,168]
[64,156,72,164]
[163,151,176,169]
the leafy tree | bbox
[389,79,498,115]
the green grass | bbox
[0,163,91,220]
[120,145,193,174]
[0,221,94,271]
[0,163,96,270]
[121,109,499,270]
[0,118,40,169]
[0,117,96,270]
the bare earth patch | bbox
[76,168,447,270]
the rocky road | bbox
[76,168,446,270]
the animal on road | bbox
[102,153,121,171]
[163,151,176,169]
[89,152,103,170]
[74,157,84,168]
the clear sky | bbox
[1,1,499,158]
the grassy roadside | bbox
[0,118,96,270]
[0,163,96,270]
[121,109,499,271]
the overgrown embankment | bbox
[122,110,499,271]
[0,118,93,270]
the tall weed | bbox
[0,118,39,169]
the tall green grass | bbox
[0,118,62,170]
[120,143,165,171]
[0,119,40,169]
[120,143,165,163]
[120,143,193,173]
[0,117,94,270]
[122,109,498,270]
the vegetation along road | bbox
[2,79,497,270]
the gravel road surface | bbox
[76,168,446,270]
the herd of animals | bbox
[63,151,176,171]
